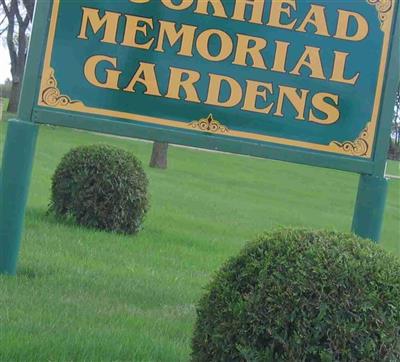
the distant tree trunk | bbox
[7,79,21,113]
[149,142,169,169]
[22,0,34,20]
[1,0,31,113]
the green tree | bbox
[0,0,34,113]
[388,84,400,160]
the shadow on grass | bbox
[25,207,138,239]
[17,265,46,279]
[26,207,86,229]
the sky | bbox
[0,45,11,83]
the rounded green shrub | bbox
[192,229,400,361]
[49,144,149,234]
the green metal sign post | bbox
[352,174,389,241]
[0,0,399,274]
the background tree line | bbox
[389,83,400,160]
[0,0,33,113]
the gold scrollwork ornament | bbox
[330,125,371,157]
[367,0,393,28]
[41,69,78,107]
[189,114,229,134]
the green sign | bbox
[0,0,399,274]
[34,0,399,171]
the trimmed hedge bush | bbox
[49,144,149,234]
[192,229,400,361]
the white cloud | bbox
[0,45,11,83]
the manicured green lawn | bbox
[0,121,399,361]
[0,98,9,121]
[387,159,400,176]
